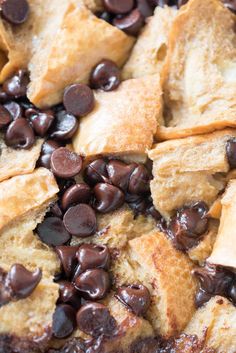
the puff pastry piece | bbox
[73,75,163,163]
[185,296,236,353]
[157,0,236,140]
[122,6,176,79]
[149,129,236,218]
[0,137,43,183]
[27,1,134,108]
[208,180,236,269]
[114,230,197,338]
[0,167,59,232]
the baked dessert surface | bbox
[0,0,235,352]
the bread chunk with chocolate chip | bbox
[73,75,163,163]
[156,0,236,140]
[185,296,236,353]
[0,137,43,182]
[208,180,236,269]
[27,1,134,108]
[114,230,197,338]
[149,129,236,219]
[122,6,177,79]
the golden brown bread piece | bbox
[122,6,177,80]
[0,168,59,232]
[208,180,236,269]
[0,137,43,183]
[156,0,236,140]
[73,75,163,163]
[27,1,134,108]
[185,296,236,353]
[149,129,236,218]
[113,230,197,338]
[83,0,104,12]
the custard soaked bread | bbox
[157,0,236,140]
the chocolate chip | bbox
[128,165,150,195]
[5,117,35,149]
[30,111,55,137]
[3,70,29,98]
[0,104,12,129]
[49,202,63,218]
[0,88,9,103]
[94,183,125,213]
[37,217,71,246]
[76,244,110,275]
[52,304,76,339]
[106,160,136,191]
[116,284,150,316]
[37,139,61,169]
[113,9,144,36]
[1,0,29,24]
[61,184,92,210]
[222,0,236,13]
[55,246,80,278]
[103,0,134,14]
[226,138,236,169]
[57,178,76,195]
[97,11,113,23]
[63,204,97,237]
[195,289,212,308]
[194,264,234,296]
[90,59,121,92]
[7,264,42,299]
[51,147,82,178]
[169,202,209,251]
[228,282,236,304]
[137,0,153,17]
[74,268,110,300]
[146,205,161,220]
[4,101,22,120]
[63,84,95,117]
[84,159,109,186]
[76,302,117,337]
[50,110,78,141]
[58,281,81,310]
[126,194,149,215]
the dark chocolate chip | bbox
[55,245,80,278]
[228,282,236,304]
[63,204,97,237]
[49,202,63,218]
[7,264,42,299]
[90,59,121,92]
[116,284,150,316]
[63,84,95,117]
[61,184,92,210]
[0,104,12,129]
[37,139,61,169]
[97,11,113,23]
[5,117,35,149]
[145,204,162,220]
[58,281,81,310]
[30,111,55,137]
[106,160,136,191]
[93,183,125,213]
[37,217,71,246]
[52,304,76,339]
[195,288,212,308]
[103,0,134,14]
[226,137,236,169]
[57,178,76,195]
[51,147,82,178]
[75,244,110,275]
[0,88,9,103]
[3,70,29,98]
[1,0,29,24]
[222,0,236,13]
[128,165,150,195]
[74,268,110,300]
[4,101,22,120]
[76,302,117,337]
[84,159,109,186]
[113,9,144,36]
[50,110,78,141]
[137,0,153,17]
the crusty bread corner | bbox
[72,75,163,162]
[185,296,236,353]
[208,180,236,269]
[113,230,197,338]
[149,129,236,219]
[27,1,135,108]
[156,0,236,140]
[122,6,177,80]
[0,137,43,183]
